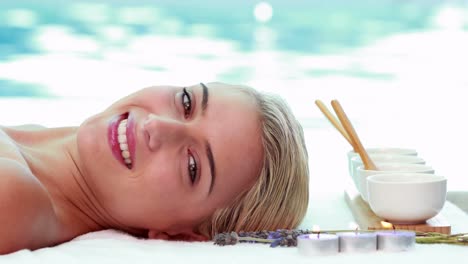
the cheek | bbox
[140,156,182,199]
[77,116,106,170]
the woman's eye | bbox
[188,150,198,184]
[182,87,192,118]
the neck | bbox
[5,125,144,239]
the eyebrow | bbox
[200,82,209,114]
[200,82,216,195]
[206,142,215,195]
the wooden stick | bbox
[331,100,377,170]
[315,100,356,151]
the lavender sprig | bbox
[213,229,468,248]
[214,231,274,246]
[214,229,310,247]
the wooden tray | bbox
[344,186,451,234]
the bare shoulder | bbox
[0,127,28,166]
[0,158,59,254]
[7,124,47,131]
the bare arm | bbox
[2,124,47,130]
[0,158,59,254]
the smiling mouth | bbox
[117,118,133,169]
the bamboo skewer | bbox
[315,100,454,236]
[315,100,355,151]
[330,100,377,170]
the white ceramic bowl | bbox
[350,154,425,183]
[367,173,447,224]
[355,163,434,202]
[347,148,418,176]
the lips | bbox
[126,113,136,167]
[108,112,135,169]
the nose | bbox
[143,114,186,151]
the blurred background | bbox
[1,1,468,193]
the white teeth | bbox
[118,134,127,143]
[118,125,126,134]
[122,150,130,159]
[117,118,132,167]
[120,143,128,151]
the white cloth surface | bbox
[1,201,466,264]
[1,99,468,263]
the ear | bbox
[147,229,209,242]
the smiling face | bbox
[76,83,263,237]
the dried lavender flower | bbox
[214,229,468,248]
[270,234,297,248]
[214,232,239,246]
[270,238,282,248]
[267,231,283,240]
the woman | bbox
[0,82,309,254]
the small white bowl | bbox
[367,173,447,224]
[347,148,418,176]
[350,154,425,183]
[355,163,434,202]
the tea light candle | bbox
[337,231,377,253]
[297,233,339,256]
[376,231,416,252]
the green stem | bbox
[234,230,468,246]
[238,237,274,244]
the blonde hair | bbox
[197,84,309,238]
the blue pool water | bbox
[1,0,466,98]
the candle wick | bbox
[392,225,396,233]
[355,227,359,235]
[317,231,320,239]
